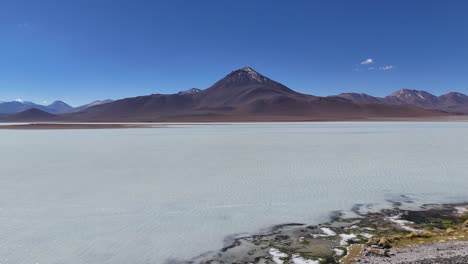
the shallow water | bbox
[1,122,468,264]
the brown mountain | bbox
[437,92,468,113]
[336,93,383,104]
[2,67,452,122]
[58,67,446,122]
[338,89,468,114]
[439,92,468,105]
[385,89,439,107]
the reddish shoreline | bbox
[1,117,468,130]
[0,123,164,130]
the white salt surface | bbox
[320,227,337,236]
[270,248,288,264]
[291,254,321,264]
[333,248,344,256]
[340,233,358,246]
[386,215,420,232]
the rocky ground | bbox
[355,240,468,263]
[169,202,468,264]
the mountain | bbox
[438,92,468,105]
[73,100,114,112]
[59,66,447,122]
[0,100,69,114]
[0,99,112,114]
[0,101,43,114]
[46,101,74,113]
[197,66,306,108]
[337,89,468,114]
[385,89,439,107]
[337,93,383,103]
[437,92,468,113]
[177,88,202,95]
[2,67,456,122]
[5,108,57,122]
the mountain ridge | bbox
[337,89,468,113]
[0,99,113,114]
[2,67,465,122]
[50,67,450,122]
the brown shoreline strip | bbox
[0,123,164,130]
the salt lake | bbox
[1,122,468,263]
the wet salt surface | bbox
[1,122,468,264]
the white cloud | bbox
[360,58,374,65]
[354,59,396,72]
[380,65,395,71]
[15,98,24,103]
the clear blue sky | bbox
[1,0,467,106]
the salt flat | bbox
[1,122,468,264]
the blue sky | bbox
[1,0,467,106]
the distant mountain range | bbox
[0,99,113,114]
[337,90,468,114]
[1,66,466,122]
